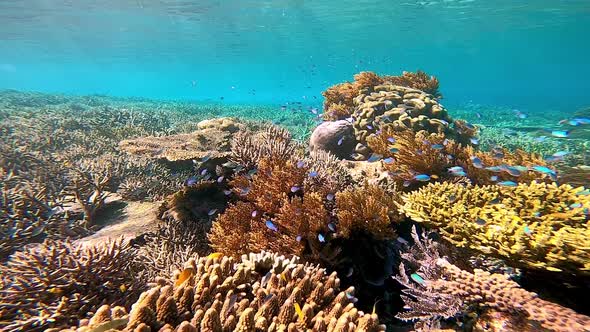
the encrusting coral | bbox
[366,128,555,190]
[0,238,147,332]
[400,181,590,274]
[394,227,590,332]
[58,251,386,332]
[321,71,441,121]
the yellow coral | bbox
[400,181,590,274]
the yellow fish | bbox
[207,252,223,260]
[280,272,287,282]
[175,267,195,287]
[47,287,63,295]
[119,284,127,292]
[294,302,304,322]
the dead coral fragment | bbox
[401,181,590,274]
[0,239,146,332]
[395,227,590,332]
[63,252,386,332]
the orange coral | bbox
[366,127,555,190]
[335,183,399,240]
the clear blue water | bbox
[1,0,589,110]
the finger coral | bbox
[400,181,590,274]
[60,252,386,332]
[0,238,147,332]
[395,227,590,332]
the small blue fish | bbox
[403,180,412,187]
[431,144,444,150]
[383,157,394,164]
[448,166,464,173]
[328,223,336,232]
[217,176,224,183]
[490,175,498,181]
[504,166,521,177]
[223,189,232,195]
[414,174,431,182]
[309,171,319,177]
[532,166,555,175]
[326,193,335,201]
[337,136,344,146]
[296,160,305,168]
[524,226,532,236]
[452,171,467,177]
[291,186,301,193]
[366,124,373,130]
[551,130,569,138]
[346,267,354,278]
[387,137,396,143]
[568,120,580,126]
[411,273,425,285]
[576,189,590,196]
[573,117,590,124]
[367,153,382,162]
[318,233,326,242]
[570,203,582,209]
[553,151,570,157]
[240,187,251,195]
[200,169,208,176]
[208,209,218,216]
[296,235,302,241]
[475,218,486,226]
[470,138,479,145]
[265,220,278,232]
[389,147,399,153]
[485,166,503,172]
[186,176,198,186]
[201,154,211,162]
[471,156,484,168]
[251,210,258,217]
[535,136,547,142]
[498,181,517,187]
[248,169,257,176]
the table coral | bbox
[59,252,386,332]
[400,181,590,274]
[395,226,590,332]
[0,239,146,332]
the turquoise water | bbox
[1,0,590,109]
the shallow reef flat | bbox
[1,72,590,332]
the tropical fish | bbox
[186,176,198,186]
[265,220,279,232]
[207,209,218,216]
[328,223,336,232]
[217,176,224,183]
[470,138,479,145]
[532,165,556,175]
[504,166,521,177]
[485,166,503,172]
[223,189,232,195]
[475,218,486,226]
[551,130,569,138]
[389,147,399,153]
[296,235,302,242]
[570,203,583,209]
[309,170,318,177]
[431,144,444,150]
[383,157,394,164]
[175,267,195,286]
[553,151,570,157]
[367,153,382,162]
[326,193,335,201]
[534,136,547,142]
[294,302,304,322]
[490,175,498,181]
[207,252,223,259]
[576,189,590,196]
[296,160,305,168]
[291,186,301,193]
[572,117,590,124]
[318,233,326,242]
[451,171,467,177]
[497,181,517,187]
[251,210,258,217]
[414,174,431,182]
[448,166,464,173]
[387,137,396,143]
[200,169,208,176]
[471,156,484,168]
[411,273,425,285]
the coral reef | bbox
[321,71,441,121]
[0,239,147,332]
[394,227,590,332]
[400,181,590,274]
[59,252,386,332]
[366,128,554,189]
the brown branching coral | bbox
[0,239,147,332]
[383,70,441,98]
[366,127,555,190]
[395,227,590,332]
[230,124,304,168]
[400,181,590,274]
[60,252,386,332]
[158,181,229,223]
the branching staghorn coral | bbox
[395,227,590,332]
[0,239,147,332]
[367,128,555,190]
[400,181,590,274]
[230,124,304,168]
[59,252,386,332]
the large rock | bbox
[309,120,355,159]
